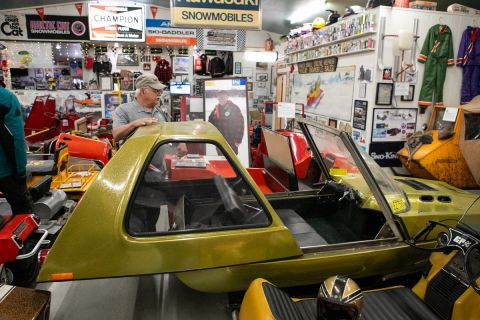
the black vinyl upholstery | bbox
[361,287,440,320]
[263,282,317,320]
[262,282,440,320]
[276,209,328,247]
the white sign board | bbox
[88,4,145,42]
[277,102,296,118]
[442,107,459,122]
[0,14,27,40]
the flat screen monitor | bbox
[170,82,191,95]
[10,68,29,77]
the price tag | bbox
[392,199,407,213]
[442,107,458,122]
[329,168,348,176]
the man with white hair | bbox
[112,74,169,141]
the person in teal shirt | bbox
[0,86,33,215]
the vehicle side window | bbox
[127,142,269,235]
[464,113,480,140]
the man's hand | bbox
[132,117,159,128]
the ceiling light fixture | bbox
[288,0,327,24]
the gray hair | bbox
[135,88,141,97]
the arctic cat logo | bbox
[370,152,398,160]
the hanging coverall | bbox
[457,27,480,104]
[417,25,455,112]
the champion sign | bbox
[88,4,145,42]
[146,19,196,46]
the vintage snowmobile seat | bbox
[240,279,440,320]
[276,209,328,247]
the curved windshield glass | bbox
[460,196,480,234]
[306,124,409,214]
[358,147,410,214]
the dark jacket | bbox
[208,100,244,154]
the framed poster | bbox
[372,108,418,142]
[375,83,394,105]
[173,56,189,74]
[203,77,249,167]
[291,66,355,121]
[353,100,368,130]
[103,93,128,119]
[401,85,415,101]
[116,54,139,66]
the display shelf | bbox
[286,31,377,55]
[286,48,376,65]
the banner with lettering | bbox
[146,19,196,46]
[0,14,27,40]
[88,4,145,42]
[171,0,261,30]
[25,15,89,40]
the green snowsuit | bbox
[418,24,455,110]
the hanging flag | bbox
[75,3,83,16]
[36,7,45,21]
[150,6,158,19]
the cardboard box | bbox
[409,1,437,10]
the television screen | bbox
[10,68,29,77]
[170,82,191,95]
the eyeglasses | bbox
[145,87,163,95]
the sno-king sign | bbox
[170,0,261,30]
[146,19,196,46]
[88,4,145,42]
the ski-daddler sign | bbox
[170,0,261,30]
[88,4,145,42]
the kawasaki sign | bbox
[170,0,261,30]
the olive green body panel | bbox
[176,241,434,293]
[394,177,480,238]
[38,122,302,282]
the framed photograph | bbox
[143,63,151,71]
[102,93,128,119]
[401,85,415,101]
[100,76,112,91]
[116,54,139,66]
[328,118,337,128]
[256,62,268,70]
[203,77,249,167]
[353,100,368,130]
[256,73,268,82]
[247,82,253,91]
[173,56,190,74]
[234,62,242,74]
[375,83,394,105]
[371,108,418,143]
[382,67,392,80]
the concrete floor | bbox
[36,274,231,320]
